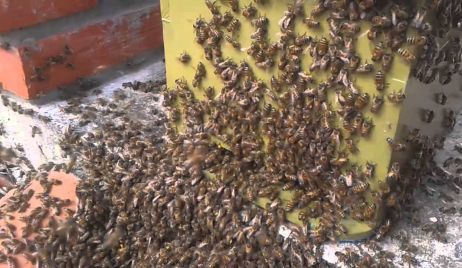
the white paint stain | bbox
[392,78,406,84]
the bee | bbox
[356,62,374,73]
[175,78,189,90]
[397,48,416,62]
[31,125,42,137]
[220,11,234,26]
[382,53,393,72]
[195,28,208,44]
[360,118,374,136]
[178,51,191,63]
[311,2,326,17]
[193,62,206,87]
[242,4,257,18]
[406,35,427,46]
[372,16,392,27]
[371,42,385,62]
[348,54,360,71]
[352,181,369,194]
[364,162,376,178]
[435,92,447,105]
[422,109,435,123]
[256,58,274,69]
[284,199,297,212]
[225,35,241,49]
[367,26,380,40]
[375,219,391,240]
[226,18,240,32]
[363,203,376,220]
[387,90,406,104]
[443,109,456,129]
[386,138,407,152]
[370,95,384,113]
[298,210,310,223]
[228,0,239,12]
[375,70,386,91]
[352,113,364,131]
[345,138,358,153]
[340,22,361,34]
[251,16,269,28]
[303,17,320,28]
[205,0,220,15]
[354,92,370,109]
[201,87,214,100]
[316,37,329,56]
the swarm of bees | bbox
[0,0,459,267]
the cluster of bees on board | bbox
[167,0,457,240]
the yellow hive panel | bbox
[160,0,419,240]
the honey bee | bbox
[348,54,360,71]
[422,109,435,123]
[205,86,215,99]
[375,70,386,91]
[371,42,385,62]
[443,109,456,129]
[311,2,326,17]
[205,0,220,15]
[352,181,369,194]
[345,138,358,153]
[282,181,295,191]
[356,62,374,73]
[225,35,241,49]
[352,113,364,131]
[256,58,275,69]
[367,26,380,40]
[382,53,393,72]
[178,51,191,63]
[298,210,310,223]
[193,62,206,87]
[284,199,297,212]
[340,22,361,34]
[354,92,370,109]
[226,18,240,32]
[360,118,374,136]
[386,138,407,152]
[363,203,376,220]
[229,0,239,12]
[371,16,392,27]
[435,92,447,105]
[397,48,416,62]
[387,90,406,104]
[406,35,427,46]
[195,28,208,44]
[316,37,329,56]
[303,17,320,28]
[364,162,376,178]
[251,16,269,28]
[375,219,391,240]
[370,95,384,113]
[175,78,189,90]
[242,4,257,18]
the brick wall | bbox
[0,0,163,99]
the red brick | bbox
[0,4,163,99]
[0,0,98,33]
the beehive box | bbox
[160,0,461,240]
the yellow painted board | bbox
[160,0,419,240]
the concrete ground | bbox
[1,53,462,267]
